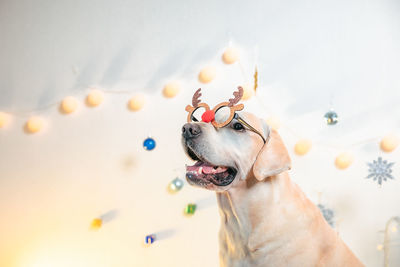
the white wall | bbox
[0,0,400,266]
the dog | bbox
[181,88,364,267]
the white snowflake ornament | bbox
[366,157,395,186]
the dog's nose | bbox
[182,123,202,139]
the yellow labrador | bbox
[182,107,364,267]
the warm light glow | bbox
[26,117,44,133]
[198,66,216,83]
[380,134,399,153]
[86,89,104,107]
[61,96,78,114]
[19,244,96,267]
[294,139,312,155]
[335,152,354,169]
[391,226,398,233]
[265,116,281,130]
[241,83,254,101]
[376,244,383,251]
[0,112,10,128]
[163,81,180,98]
[222,47,239,64]
[128,94,146,111]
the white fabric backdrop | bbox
[0,0,400,266]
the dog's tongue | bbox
[186,161,228,174]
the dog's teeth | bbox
[198,167,203,174]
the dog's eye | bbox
[233,122,244,131]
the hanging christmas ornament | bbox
[366,157,395,186]
[253,66,258,92]
[184,203,197,215]
[317,204,335,227]
[168,177,184,193]
[90,210,118,230]
[90,218,102,230]
[143,137,156,151]
[380,134,399,153]
[324,110,338,125]
[145,234,156,245]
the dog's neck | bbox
[216,172,310,262]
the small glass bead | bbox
[324,110,338,125]
[145,234,156,244]
[184,203,197,215]
[143,137,156,150]
[90,218,102,230]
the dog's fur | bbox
[182,111,364,267]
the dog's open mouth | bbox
[185,146,237,187]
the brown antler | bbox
[192,88,202,108]
[228,86,243,107]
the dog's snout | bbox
[182,123,202,139]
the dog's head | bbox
[181,109,291,191]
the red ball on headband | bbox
[201,110,215,123]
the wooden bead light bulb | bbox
[222,47,239,64]
[294,139,312,155]
[241,83,254,101]
[26,116,44,133]
[87,89,104,107]
[380,134,399,153]
[198,66,216,83]
[335,152,354,169]
[265,116,281,131]
[61,96,78,114]
[128,94,146,111]
[163,82,180,98]
[0,112,10,128]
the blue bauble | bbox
[145,234,156,244]
[324,110,338,125]
[143,137,156,150]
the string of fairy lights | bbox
[0,47,398,168]
[1,45,399,256]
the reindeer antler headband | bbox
[185,86,244,128]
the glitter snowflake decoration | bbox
[366,157,395,186]
[318,204,335,228]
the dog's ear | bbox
[253,122,291,181]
